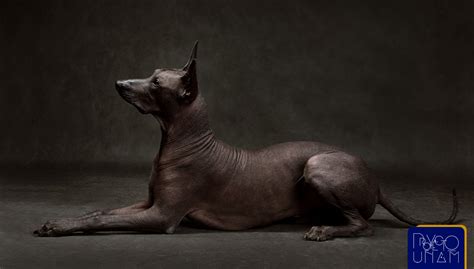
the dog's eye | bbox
[153,78,160,86]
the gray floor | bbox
[0,165,472,269]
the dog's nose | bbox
[115,80,125,89]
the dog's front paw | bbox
[34,220,69,237]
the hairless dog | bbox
[34,41,458,241]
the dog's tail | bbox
[377,188,458,226]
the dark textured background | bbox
[1,0,473,181]
[1,1,473,268]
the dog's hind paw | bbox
[304,226,334,241]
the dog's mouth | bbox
[115,83,147,114]
[116,86,133,103]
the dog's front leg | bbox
[34,207,181,237]
[78,200,151,219]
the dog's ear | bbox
[182,40,198,71]
[179,58,198,103]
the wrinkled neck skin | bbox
[154,96,213,149]
[152,96,246,172]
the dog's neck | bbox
[152,95,249,176]
[153,95,215,163]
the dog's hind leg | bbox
[302,152,378,241]
[304,208,373,241]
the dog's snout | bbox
[115,80,126,90]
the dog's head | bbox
[115,41,199,118]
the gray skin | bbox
[34,42,458,241]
